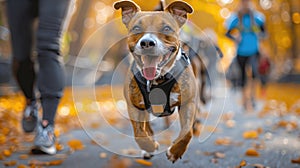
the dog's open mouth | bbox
[140,47,175,80]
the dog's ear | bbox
[165,1,193,27]
[114,0,141,27]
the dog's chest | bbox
[129,79,181,110]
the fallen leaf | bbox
[203,151,213,156]
[215,137,232,146]
[257,127,263,134]
[3,149,11,157]
[214,152,226,159]
[245,148,260,157]
[2,127,10,135]
[54,129,61,137]
[90,122,101,129]
[17,164,29,168]
[222,113,234,121]
[0,134,6,144]
[135,159,152,166]
[3,160,17,166]
[243,130,259,139]
[0,154,4,160]
[99,152,107,158]
[18,154,29,160]
[28,159,50,166]
[106,155,132,168]
[238,160,247,167]
[67,139,84,150]
[225,119,236,128]
[56,143,64,151]
[49,160,64,166]
[9,146,17,152]
[291,157,300,164]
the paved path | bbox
[2,84,300,168]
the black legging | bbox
[6,0,71,125]
[237,54,259,87]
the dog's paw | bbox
[140,141,159,160]
[166,147,182,163]
[141,150,154,160]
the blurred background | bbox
[0,1,300,167]
[0,0,300,89]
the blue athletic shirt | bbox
[226,12,265,56]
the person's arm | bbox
[225,14,240,42]
[255,12,267,38]
[226,29,237,41]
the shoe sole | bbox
[31,145,56,155]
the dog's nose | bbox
[140,39,156,49]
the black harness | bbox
[131,52,190,117]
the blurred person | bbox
[225,0,265,111]
[258,47,271,98]
[6,0,72,154]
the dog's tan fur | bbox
[114,0,199,162]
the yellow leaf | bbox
[49,160,64,166]
[243,130,258,139]
[28,159,50,166]
[54,129,61,137]
[19,154,29,160]
[135,159,153,166]
[67,139,85,150]
[56,143,64,151]
[239,160,247,167]
[2,127,10,135]
[3,149,11,157]
[17,164,29,168]
[245,148,260,157]
[0,134,6,144]
[3,160,17,166]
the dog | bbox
[114,0,200,163]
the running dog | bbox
[114,0,199,162]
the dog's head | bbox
[114,0,193,80]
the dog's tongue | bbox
[142,56,159,81]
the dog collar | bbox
[131,51,190,117]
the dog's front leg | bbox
[128,106,159,153]
[166,102,196,163]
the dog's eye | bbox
[162,26,173,33]
[131,26,142,34]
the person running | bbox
[6,0,72,154]
[225,0,266,111]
